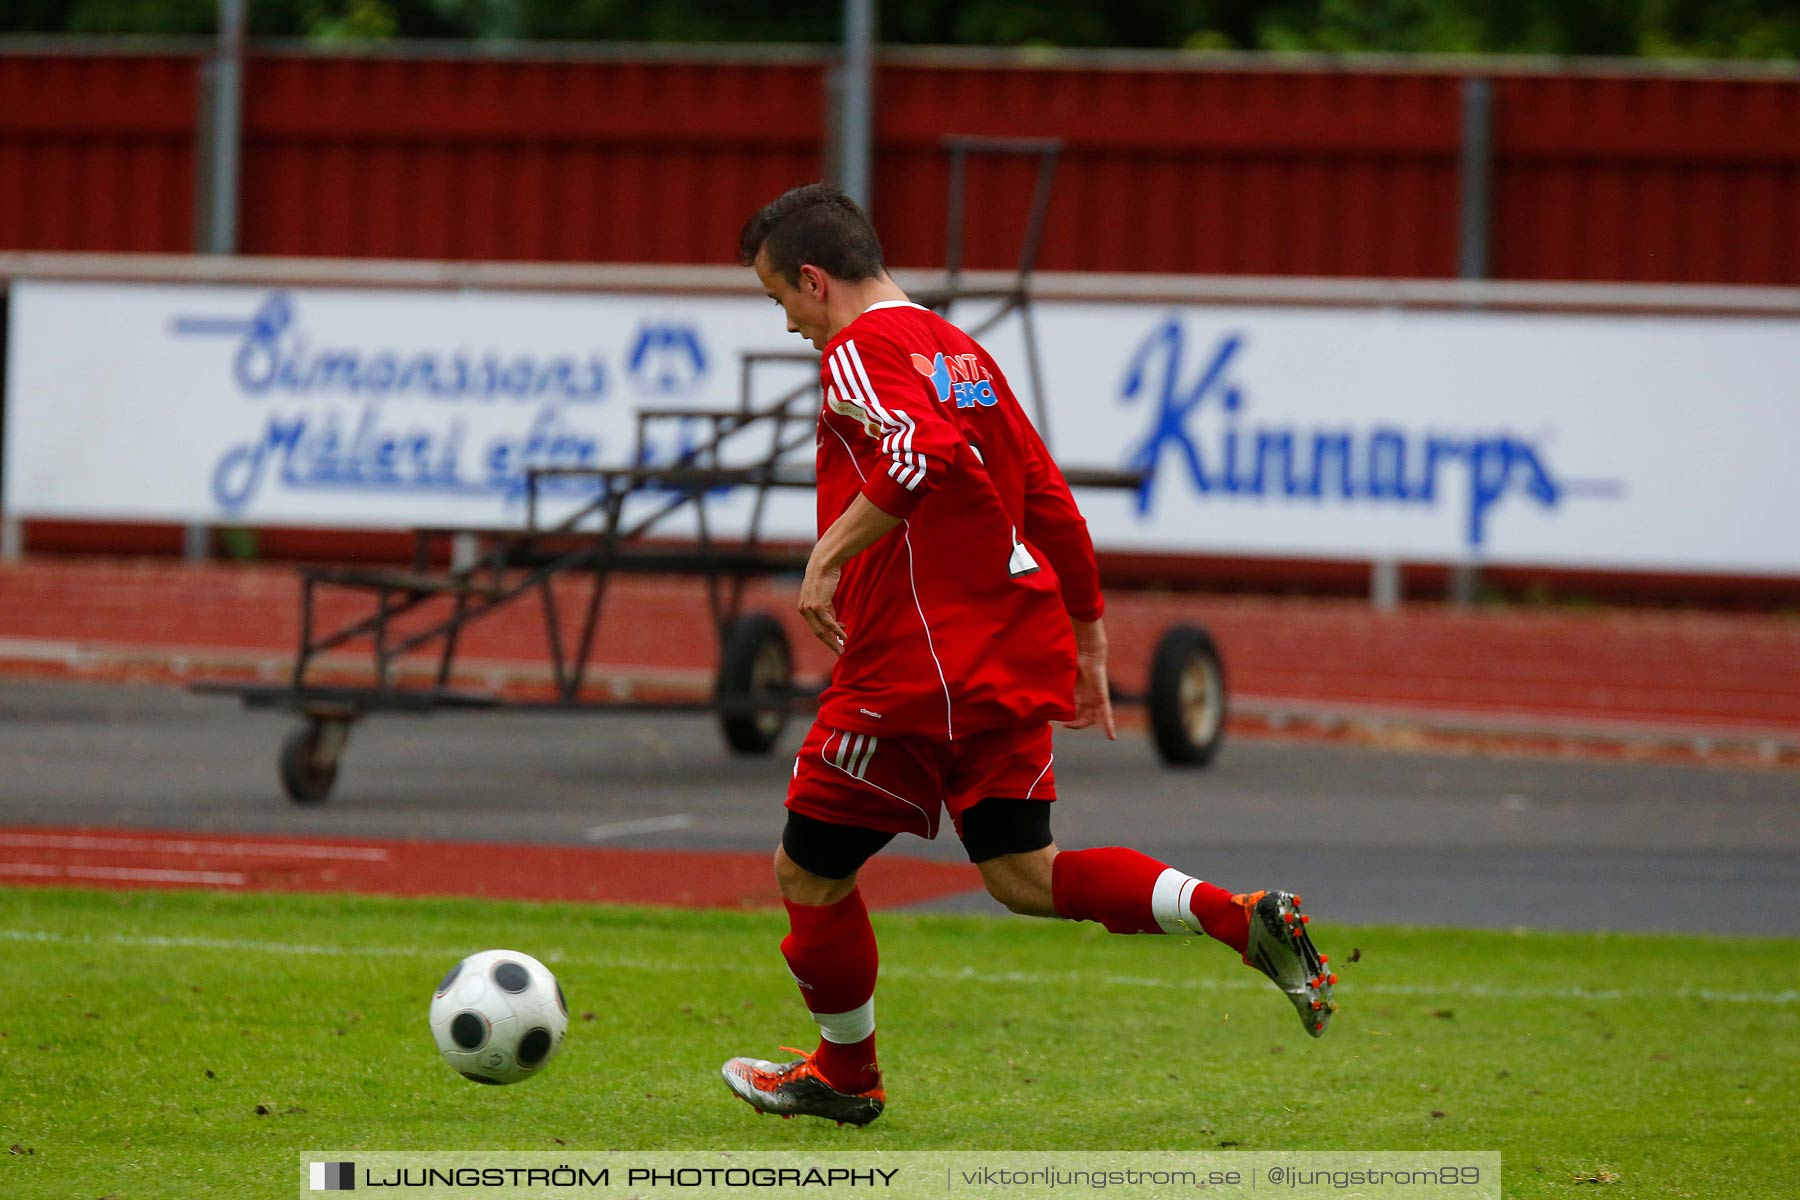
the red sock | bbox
[780,889,880,1093]
[1051,846,1164,932]
[1051,847,1249,954]
[1191,883,1252,956]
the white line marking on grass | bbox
[926,965,1800,1006]
[583,814,695,842]
[1,927,1794,1006]
[0,833,388,862]
[0,929,433,958]
[0,864,247,886]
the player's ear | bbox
[798,263,826,298]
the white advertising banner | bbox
[2,280,820,538]
[5,279,1797,575]
[996,304,1800,575]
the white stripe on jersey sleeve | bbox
[847,342,924,488]
[834,341,925,491]
[842,342,895,423]
[895,410,922,490]
[825,353,857,416]
[830,349,906,488]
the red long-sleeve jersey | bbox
[814,299,1103,741]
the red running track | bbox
[2,558,1798,734]
[0,827,980,909]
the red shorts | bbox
[786,720,1057,841]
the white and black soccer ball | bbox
[428,949,569,1085]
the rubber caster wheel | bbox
[1147,624,1227,767]
[716,613,793,756]
[279,719,349,804]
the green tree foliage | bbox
[1,0,1795,60]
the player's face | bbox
[754,250,831,350]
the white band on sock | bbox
[1150,868,1200,935]
[812,996,876,1045]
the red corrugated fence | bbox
[0,50,198,254]
[1,45,1796,284]
[237,54,826,263]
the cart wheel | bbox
[716,613,793,756]
[1147,624,1228,767]
[278,720,347,805]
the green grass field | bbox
[2,886,1796,1199]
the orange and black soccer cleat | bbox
[1237,890,1338,1038]
[721,1047,886,1127]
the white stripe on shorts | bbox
[852,735,878,779]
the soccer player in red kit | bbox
[722,184,1336,1126]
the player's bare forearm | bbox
[1064,616,1117,740]
[799,494,903,655]
[1072,615,1107,657]
[814,493,903,570]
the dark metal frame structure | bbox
[193,138,1229,801]
[919,135,1062,443]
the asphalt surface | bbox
[0,679,1795,935]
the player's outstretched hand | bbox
[799,558,848,656]
[1065,650,1118,739]
[1064,616,1117,739]
[798,495,900,657]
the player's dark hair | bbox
[737,183,885,286]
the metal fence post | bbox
[837,0,876,211]
[185,0,249,562]
[195,0,246,256]
[1453,76,1495,603]
[1371,558,1401,611]
[1449,561,1481,608]
[1458,76,1494,281]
